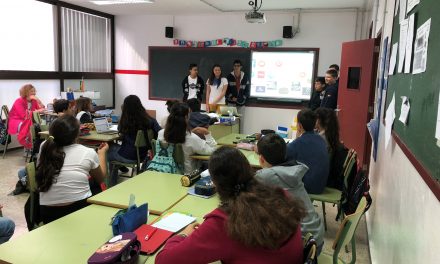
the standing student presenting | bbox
[205,64,228,112]
[226,59,250,106]
[182,63,204,102]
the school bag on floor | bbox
[147,140,181,174]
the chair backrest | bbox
[1,105,9,120]
[332,196,368,263]
[134,130,148,165]
[26,162,37,192]
[342,149,357,188]
[32,111,42,124]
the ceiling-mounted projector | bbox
[245,0,266,23]
[245,11,266,23]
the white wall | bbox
[114,11,360,134]
[365,0,440,263]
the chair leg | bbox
[322,201,327,231]
[2,136,9,159]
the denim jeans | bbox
[18,168,27,185]
[0,217,15,244]
[107,144,136,187]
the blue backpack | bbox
[147,140,182,174]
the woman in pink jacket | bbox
[156,146,307,264]
[8,84,45,135]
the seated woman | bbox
[36,115,108,224]
[315,107,345,190]
[156,147,306,264]
[75,97,93,124]
[107,95,161,186]
[157,103,216,174]
[8,84,45,147]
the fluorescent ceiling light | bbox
[90,0,154,5]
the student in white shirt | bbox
[157,102,216,174]
[36,115,108,224]
[205,64,228,113]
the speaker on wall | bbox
[283,26,293,39]
[165,27,174,38]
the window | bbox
[61,7,111,72]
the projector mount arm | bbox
[248,0,262,12]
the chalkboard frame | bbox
[148,46,319,109]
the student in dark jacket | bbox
[226,59,250,106]
[309,77,326,111]
[182,63,204,102]
[286,109,329,194]
[156,147,306,264]
[187,98,216,129]
[320,69,339,109]
[107,95,161,186]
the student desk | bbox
[190,149,261,169]
[87,171,188,215]
[39,130,120,142]
[143,195,221,264]
[216,133,249,147]
[0,205,158,264]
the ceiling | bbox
[61,0,368,16]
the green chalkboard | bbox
[148,47,251,100]
[386,0,440,181]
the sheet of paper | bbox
[407,0,420,14]
[389,43,398,75]
[399,0,407,23]
[398,96,410,125]
[404,14,415,73]
[152,213,196,233]
[436,90,440,140]
[394,0,399,16]
[413,18,431,74]
[385,93,396,149]
[398,19,409,73]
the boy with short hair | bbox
[255,133,324,254]
[287,109,329,194]
[187,98,216,129]
[182,63,204,102]
[321,69,338,109]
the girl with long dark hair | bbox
[156,147,306,264]
[205,64,228,112]
[315,107,341,154]
[36,115,108,224]
[157,102,216,174]
[107,95,161,186]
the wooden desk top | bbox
[0,205,157,264]
[87,171,188,215]
[39,130,120,142]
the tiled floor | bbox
[0,148,371,263]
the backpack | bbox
[327,143,348,191]
[341,169,372,216]
[147,140,181,174]
[0,118,11,145]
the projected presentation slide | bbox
[250,51,315,100]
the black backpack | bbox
[341,169,372,216]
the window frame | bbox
[0,0,115,107]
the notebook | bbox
[93,117,118,134]
[134,225,173,255]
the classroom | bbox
[0,0,439,263]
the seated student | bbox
[255,134,324,254]
[187,98,216,129]
[286,109,329,194]
[160,99,179,128]
[156,147,306,264]
[36,115,108,224]
[53,99,73,116]
[0,205,15,244]
[75,97,94,124]
[107,95,161,186]
[309,77,326,111]
[157,103,216,174]
[315,107,345,190]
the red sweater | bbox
[156,208,303,264]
